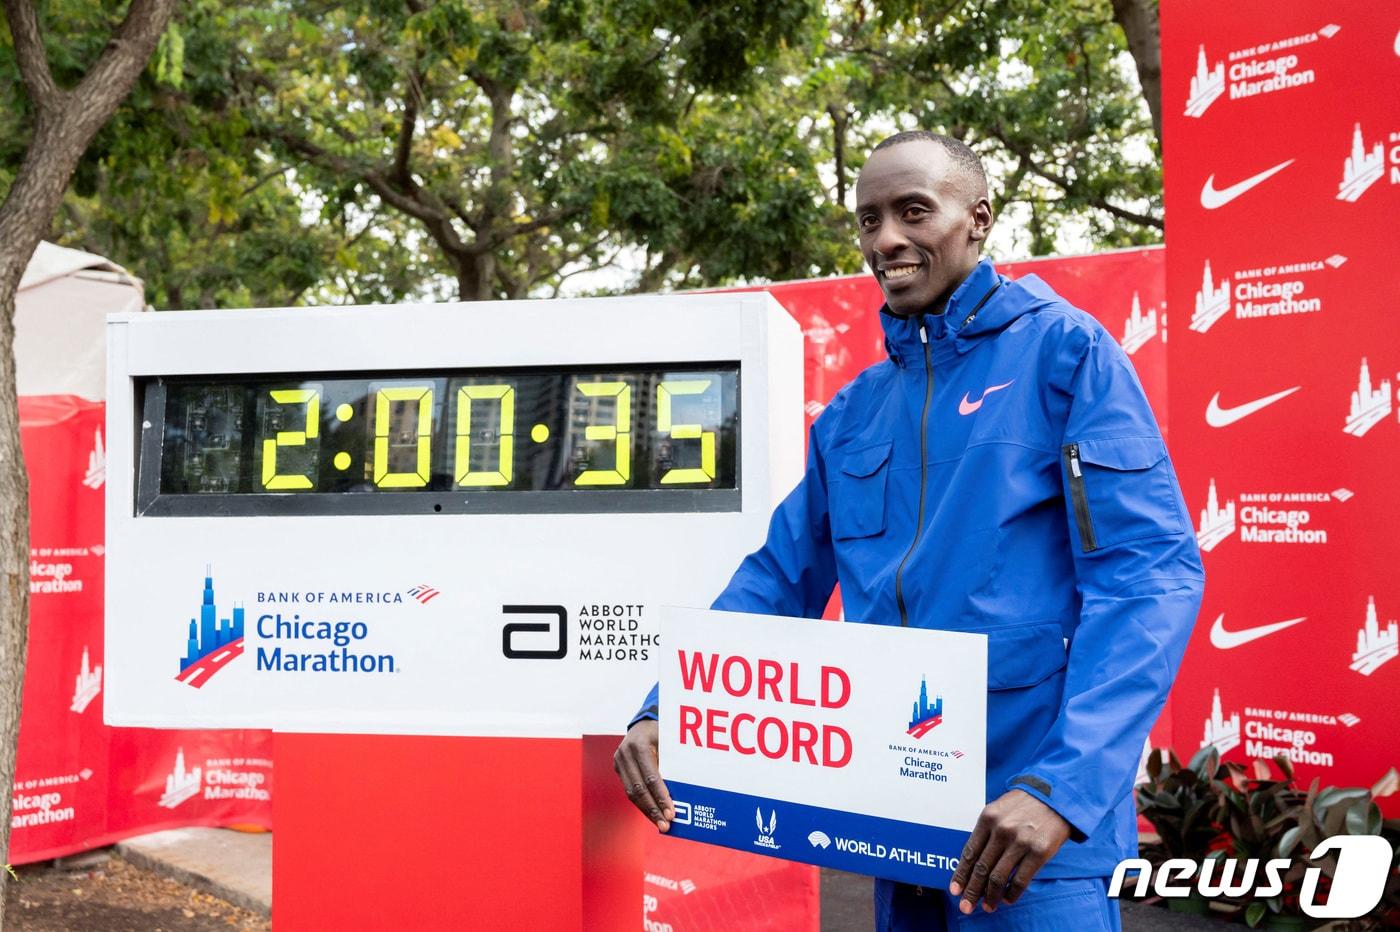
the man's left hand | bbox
[947,789,1072,913]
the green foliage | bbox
[1138,748,1400,926]
[2,0,1162,304]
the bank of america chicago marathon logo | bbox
[1352,596,1398,677]
[1201,689,1357,769]
[1119,293,1159,356]
[1183,26,1338,119]
[1195,479,1349,552]
[1344,358,1395,438]
[1336,123,1388,203]
[906,676,943,738]
[158,747,202,809]
[70,646,102,714]
[174,570,434,687]
[1189,255,1344,335]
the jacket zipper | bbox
[1065,443,1097,552]
[895,320,933,626]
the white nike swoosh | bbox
[1200,159,1295,209]
[1209,613,1306,649]
[1205,386,1300,427]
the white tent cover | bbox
[16,241,147,400]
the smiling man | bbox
[616,131,1204,930]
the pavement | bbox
[116,827,271,918]
[113,829,1216,929]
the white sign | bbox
[104,295,803,736]
[660,607,987,886]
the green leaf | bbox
[1245,902,1266,927]
[1278,825,1301,857]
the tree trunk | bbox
[1110,0,1162,147]
[0,1,177,917]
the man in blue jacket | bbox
[614,131,1204,930]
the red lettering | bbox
[821,666,851,709]
[791,720,818,764]
[789,662,816,706]
[705,709,730,751]
[722,656,753,697]
[731,713,756,754]
[757,658,783,701]
[757,716,789,759]
[678,651,718,692]
[822,726,853,768]
[678,705,701,746]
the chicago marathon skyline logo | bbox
[176,568,436,685]
[1119,293,1159,356]
[906,676,944,738]
[1195,479,1349,552]
[1189,254,1343,335]
[1183,26,1336,119]
[1337,123,1385,203]
[1344,358,1394,438]
[1351,597,1398,677]
[176,570,246,688]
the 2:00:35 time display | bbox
[153,364,738,500]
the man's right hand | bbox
[614,719,674,832]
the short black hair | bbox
[871,131,988,199]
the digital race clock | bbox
[105,294,802,736]
[140,364,739,515]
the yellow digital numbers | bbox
[374,386,433,488]
[455,385,514,487]
[657,379,716,484]
[574,381,631,486]
[261,388,320,490]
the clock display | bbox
[139,363,739,516]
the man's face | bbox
[854,141,991,316]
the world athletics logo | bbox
[906,676,943,738]
[175,569,245,688]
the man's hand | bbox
[947,789,1072,913]
[613,719,675,832]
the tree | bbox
[0,0,176,912]
[224,0,853,301]
[17,0,1166,308]
[810,0,1163,255]
[1109,0,1161,146]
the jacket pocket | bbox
[830,441,891,540]
[985,621,1069,690]
[1064,437,1179,553]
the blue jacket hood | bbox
[880,258,1059,366]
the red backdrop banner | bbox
[1161,1,1399,808]
[11,395,271,864]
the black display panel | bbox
[137,364,739,516]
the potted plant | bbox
[1136,745,1230,915]
[1137,746,1400,929]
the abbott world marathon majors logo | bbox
[501,602,655,663]
[1183,25,1339,119]
[174,569,433,687]
[1194,479,1348,552]
[1189,254,1344,335]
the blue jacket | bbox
[634,258,1204,878]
